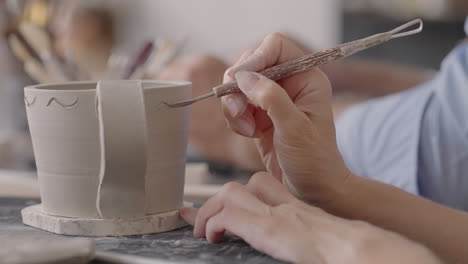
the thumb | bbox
[235,71,303,132]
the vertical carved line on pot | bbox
[46,97,80,109]
[24,96,37,107]
[95,95,99,118]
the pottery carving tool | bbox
[8,34,52,83]
[10,31,43,63]
[19,22,70,81]
[165,19,423,108]
[24,61,54,83]
[145,37,187,77]
[123,41,154,79]
[8,34,36,65]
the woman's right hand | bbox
[221,33,350,204]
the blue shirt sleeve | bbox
[335,18,468,208]
[336,84,433,195]
[417,39,468,210]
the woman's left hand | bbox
[180,173,439,264]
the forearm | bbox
[322,59,432,97]
[323,174,468,264]
[356,222,442,264]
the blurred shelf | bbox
[342,13,466,69]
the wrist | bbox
[301,164,354,210]
[296,218,375,264]
[355,222,441,264]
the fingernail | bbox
[235,71,260,95]
[222,95,247,118]
[236,115,255,137]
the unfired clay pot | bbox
[22,80,191,236]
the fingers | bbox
[182,173,308,263]
[279,68,333,110]
[220,49,255,118]
[188,173,299,238]
[220,93,249,119]
[235,71,304,134]
[180,207,198,225]
[223,48,257,83]
[203,200,308,264]
[222,103,256,137]
[221,33,315,138]
[222,33,303,119]
[205,206,262,243]
[193,182,268,238]
[246,172,296,206]
[181,202,269,246]
[193,178,300,263]
[225,33,305,80]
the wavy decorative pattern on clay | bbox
[24,96,37,107]
[46,97,79,109]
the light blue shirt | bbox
[336,18,468,210]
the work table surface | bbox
[1,198,282,263]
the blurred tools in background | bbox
[3,0,186,84]
[8,34,52,83]
[107,37,186,80]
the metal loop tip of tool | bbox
[164,91,215,108]
[388,19,423,39]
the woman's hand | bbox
[181,173,440,264]
[221,33,350,203]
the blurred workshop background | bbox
[0,0,466,180]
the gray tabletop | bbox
[0,197,283,264]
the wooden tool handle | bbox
[212,47,342,97]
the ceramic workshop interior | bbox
[0,0,465,263]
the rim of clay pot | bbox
[24,80,192,92]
